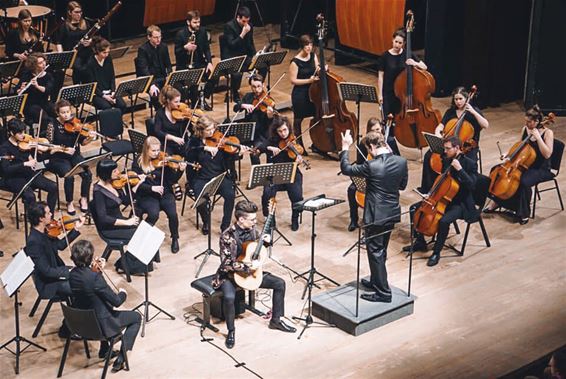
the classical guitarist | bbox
[212,200,296,349]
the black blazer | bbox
[174,27,211,70]
[442,154,480,222]
[340,150,408,226]
[136,40,172,83]
[25,228,80,298]
[222,19,256,59]
[69,266,126,338]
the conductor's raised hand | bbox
[341,129,353,151]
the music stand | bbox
[192,171,227,278]
[7,170,44,239]
[44,50,77,72]
[108,46,131,61]
[115,75,153,129]
[338,82,379,146]
[0,94,27,128]
[57,82,97,119]
[217,121,256,191]
[422,132,444,154]
[210,55,246,120]
[247,50,288,91]
[342,176,367,257]
[0,60,22,96]
[165,68,205,106]
[1,249,45,375]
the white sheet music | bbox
[304,198,335,209]
[127,221,165,266]
[1,250,35,297]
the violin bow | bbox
[125,169,137,217]
[33,109,43,161]
[160,139,167,188]
[58,209,74,259]
[181,98,200,140]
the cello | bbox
[308,14,358,155]
[393,10,441,149]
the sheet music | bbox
[1,250,35,297]
[127,221,165,266]
[304,198,335,209]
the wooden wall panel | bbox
[143,0,216,27]
[335,0,405,55]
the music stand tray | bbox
[339,82,378,145]
[115,75,153,129]
[57,82,97,118]
[422,132,444,154]
[217,122,256,144]
[64,152,111,181]
[210,55,247,81]
[0,94,27,120]
[108,46,131,61]
[248,50,288,71]
[0,60,22,95]
[44,50,77,71]
[165,68,205,88]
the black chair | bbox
[144,117,156,137]
[28,281,69,338]
[127,129,147,162]
[89,200,132,282]
[532,139,564,218]
[98,108,135,165]
[58,304,129,379]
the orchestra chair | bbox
[58,304,129,379]
[89,200,132,283]
[531,139,564,219]
[144,117,156,137]
[180,182,200,229]
[28,284,69,338]
[98,108,135,166]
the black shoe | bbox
[171,238,179,254]
[402,241,428,252]
[347,221,357,232]
[111,354,125,373]
[482,206,498,214]
[291,218,299,231]
[519,217,529,225]
[232,94,241,104]
[360,293,392,303]
[427,254,440,267]
[360,278,376,291]
[98,348,119,359]
[201,223,209,235]
[269,319,297,333]
[225,330,235,349]
[201,101,212,111]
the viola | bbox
[171,103,205,122]
[63,117,98,139]
[90,256,106,273]
[111,170,146,189]
[488,113,555,200]
[18,134,69,153]
[151,151,202,171]
[354,153,373,208]
[205,130,248,155]
[45,215,81,238]
[278,135,311,170]
[252,92,276,113]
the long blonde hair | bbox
[139,136,161,173]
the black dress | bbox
[5,29,42,61]
[378,50,417,116]
[16,70,57,127]
[153,108,187,155]
[291,54,316,119]
[54,22,91,84]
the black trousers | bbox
[347,182,359,224]
[365,224,393,299]
[136,192,179,238]
[47,155,92,203]
[92,95,127,114]
[261,171,303,218]
[220,272,285,332]
[192,176,235,230]
[100,310,141,353]
[5,174,58,212]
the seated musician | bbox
[25,201,84,338]
[174,10,214,110]
[153,86,188,156]
[132,136,186,254]
[233,74,274,165]
[261,115,304,231]
[136,25,172,110]
[5,9,42,62]
[420,86,488,193]
[212,200,296,349]
[46,100,95,215]
[0,118,58,212]
[185,115,250,234]
[405,136,479,267]
[484,106,554,225]
[83,37,127,113]
[69,239,141,373]
[16,52,57,130]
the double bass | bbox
[393,10,441,149]
[308,14,358,155]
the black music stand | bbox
[0,60,22,96]
[247,162,297,247]
[0,94,27,131]
[57,82,96,119]
[115,75,152,129]
[64,152,110,214]
[342,175,367,257]
[108,46,130,61]
[7,170,44,240]
[292,194,344,339]
[1,250,45,375]
[165,68,205,107]
[217,121,256,187]
[45,50,77,73]
[338,82,379,145]
[192,172,227,278]
[247,50,288,91]
[210,55,247,120]
[422,132,444,154]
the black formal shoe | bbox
[402,241,428,252]
[360,278,376,291]
[111,354,125,373]
[98,349,119,359]
[427,254,440,267]
[202,101,212,111]
[171,238,179,254]
[482,206,498,214]
[291,218,299,231]
[225,330,235,349]
[518,217,529,225]
[360,293,392,303]
[347,221,357,232]
[201,223,209,235]
[269,319,297,333]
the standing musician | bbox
[261,115,304,231]
[340,129,408,302]
[484,106,554,225]
[289,34,319,152]
[419,86,489,193]
[174,10,214,110]
[132,136,186,254]
[136,24,172,110]
[153,85,188,156]
[69,239,141,373]
[233,74,273,164]
[83,37,127,113]
[46,99,95,215]
[25,201,84,338]
[212,200,296,349]
[405,136,479,266]
[16,52,56,130]
[5,9,42,62]
[185,115,250,234]
[0,118,58,212]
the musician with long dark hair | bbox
[5,9,42,61]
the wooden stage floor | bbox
[1,27,565,379]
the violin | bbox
[45,215,81,238]
[488,113,555,200]
[171,103,205,122]
[63,117,98,139]
[205,130,249,155]
[0,155,14,161]
[151,151,202,171]
[17,134,69,153]
[354,153,373,208]
[252,92,276,113]
[111,170,146,189]
[90,256,106,273]
[278,135,311,170]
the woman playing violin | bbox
[261,115,304,231]
[5,9,42,61]
[484,106,554,225]
[46,100,95,215]
[153,86,188,155]
[131,136,186,253]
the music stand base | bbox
[194,318,219,333]
[292,314,334,340]
[133,272,175,338]
[295,268,340,299]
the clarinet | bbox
[73,1,122,50]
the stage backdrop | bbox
[143,0,216,27]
